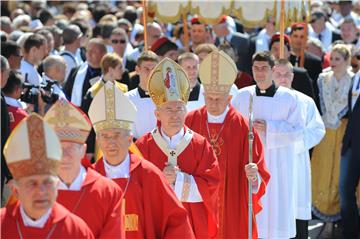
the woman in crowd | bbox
[311,44,356,236]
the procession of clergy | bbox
[1,48,329,239]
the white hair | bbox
[12,14,31,30]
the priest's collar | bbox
[207,106,229,123]
[255,82,278,97]
[137,86,150,98]
[189,82,201,101]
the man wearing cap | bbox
[44,99,124,239]
[185,50,270,239]
[89,81,195,239]
[190,17,211,52]
[272,59,325,239]
[232,51,305,238]
[1,114,94,239]
[213,15,252,74]
[136,58,220,238]
[151,37,179,62]
[269,33,315,101]
[60,24,83,82]
[308,8,341,52]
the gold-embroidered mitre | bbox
[88,81,137,133]
[3,113,62,180]
[44,98,92,144]
[148,58,190,107]
[199,49,237,94]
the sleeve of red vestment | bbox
[251,130,270,215]
[98,181,125,239]
[191,138,221,238]
[140,160,195,238]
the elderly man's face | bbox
[155,101,187,137]
[204,92,231,116]
[14,174,59,220]
[97,128,132,159]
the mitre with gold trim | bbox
[88,81,137,133]
[3,113,62,179]
[199,49,237,94]
[44,98,92,144]
[148,58,190,107]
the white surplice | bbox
[125,87,157,139]
[232,85,305,239]
[293,90,325,220]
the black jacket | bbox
[342,74,360,161]
[292,67,315,101]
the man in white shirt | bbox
[272,58,325,239]
[232,52,306,238]
[60,25,83,82]
[178,52,205,112]
[19,33,47,85]
[125,51,158,140]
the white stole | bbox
[71,63,88,106]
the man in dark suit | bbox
[213,15,252,74]
[1,56,11,201]
[64,38,107,108]
[269,34,315,100]
[339,71,360,239]
[289,23,323,110]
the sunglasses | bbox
[111,39,126,44]
[356,55,360,60]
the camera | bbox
[21,79,59,105]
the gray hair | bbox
[1,55,9,72]
[12,14,31,30]
[307,37,326,53]
[43,55,66,73]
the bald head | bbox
[43,55,67,83]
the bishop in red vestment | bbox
[1,201,94,239]
[185,50,270,239]
[88,81,195,239]
[1,114,94,239]
[136,58,220,238]
[44,99,124,239]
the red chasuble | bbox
[185,106,270,239]
[94,153,195,239]
[136,128,220,239]
[1,201,94,239]
[57,167,124,239]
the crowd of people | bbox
[1,0,360,238]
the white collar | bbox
[160,128,185,150]
[58,165,87,191]
[207,106,229,123]
[4,96,23,108]
[103,153,130,179]
[20,205,52,228]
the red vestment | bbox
[185,106,270,239]
[1,201,94,239]
[136,128,220,238]
[7,105,28,132]
[94,153,195,239]
[57,167,124,239]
